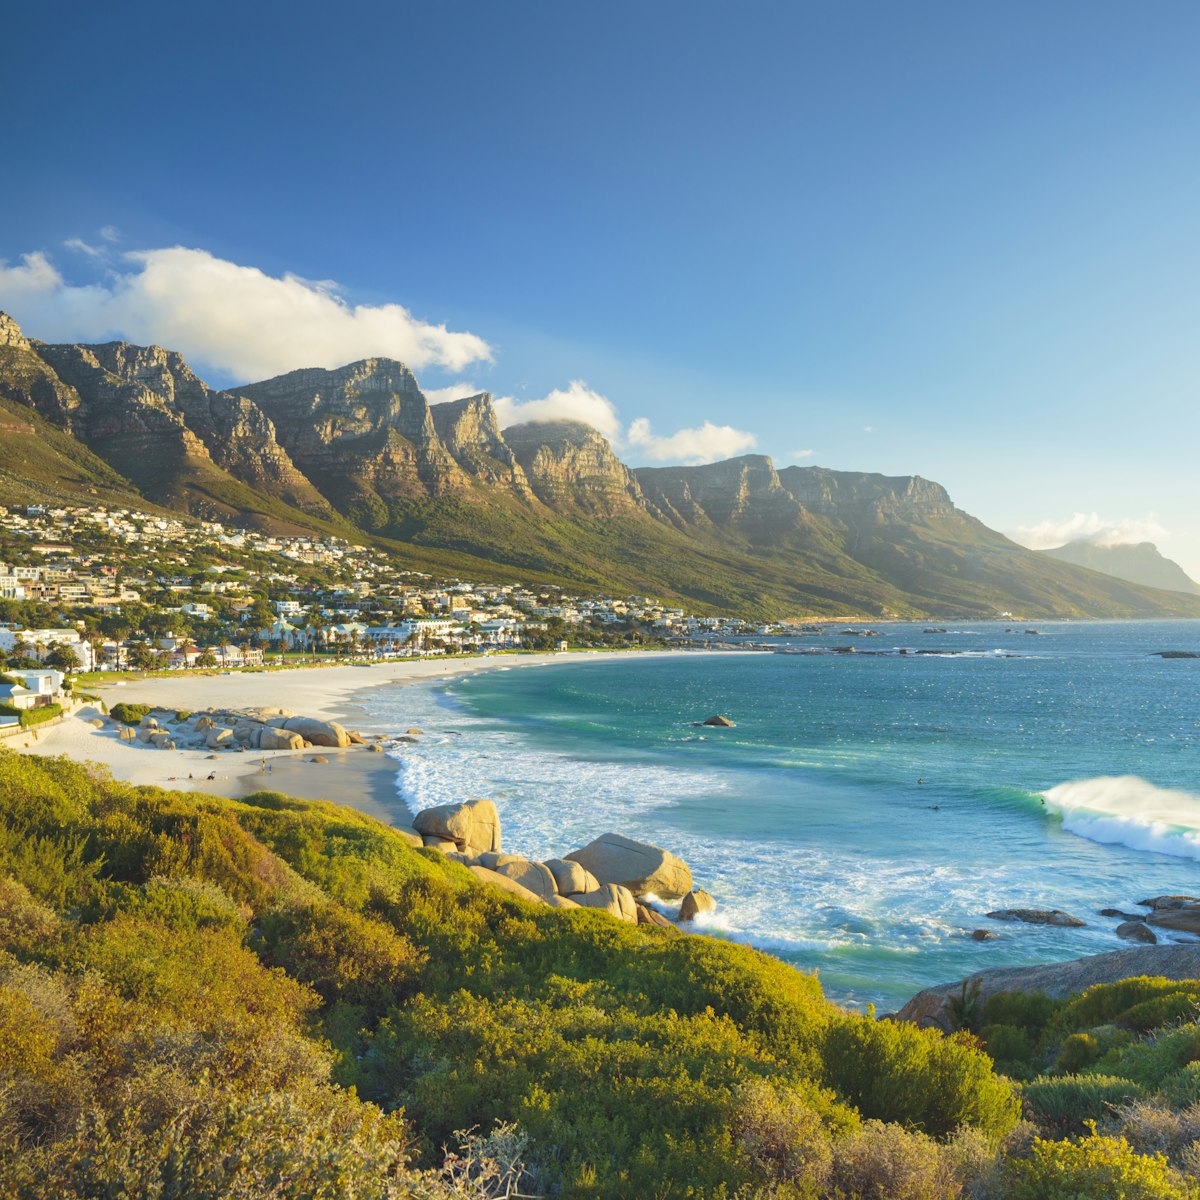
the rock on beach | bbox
[677,889,716,922]
[413,799,501,857]
[566,832,693,901]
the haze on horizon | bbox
[1,1,1196,576]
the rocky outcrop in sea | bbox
[406,798,708,927]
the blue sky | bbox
[2,1,1198,574]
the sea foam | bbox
[1043,775,1200,861]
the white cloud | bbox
[489,381,757,465]
[1,241,763,467]
[1012,511,1170,550]
[423,381,484,405]
[627,417,758,464]
[64,237,106,258]
[0,251,65,296]
[789,448,816,460]
[0,245,493,381]
[493,380,623,443]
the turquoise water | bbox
[369,621,1200,1011]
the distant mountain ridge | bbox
[1,309,1198,619]
[1041,540,1200,595]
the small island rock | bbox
[1146,907,1200,936]
[677,889,716,922]
[1139,895,1200,911]
[1117,920,1158,944]
[986,908,1086,928]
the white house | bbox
[0,628,93,670]
[0,682,38,710]
[10,669,65,698]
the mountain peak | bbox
[0,312,30,351]
[503,419,643,513]
[1041,540,1200,596]
[502,418,607,447]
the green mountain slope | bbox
[2,309,1198,618]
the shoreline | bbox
[10,649,737,813]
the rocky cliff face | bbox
[637,458,959,539]
[637,455,809,541]
[43,341,332,515]
[33,342,217,494]
[777,467,957,522]
[503,421,645,515]
[239,360,473,527]
[431,393,534,499]
[0,315,84,428]
[0,312,30,350]
[2,313,1196,618]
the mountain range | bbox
[1,309,1197,619]
[1041,540,1200,596]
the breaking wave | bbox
[1043,776,1200,862]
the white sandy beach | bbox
[12,649,701,809]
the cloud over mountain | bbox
[627,417,757,463]
[1012,511,1169,550]
[493,381,623,442]
[0,246,493,381]
[0,240,758,468]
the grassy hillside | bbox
[0,394,154,511]
[6,753,1200,1197]
[0,750,1030,1199]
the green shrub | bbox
[819,1016,1021,1138]
[1158,1062,1200,1109]
[117,876,248,934]
[732,1077,836,1191]
[1094,1025,1200,1091]
[984,990,1063,1038]
[1054,977,1200,1034]
[1056,1032,1103,1073]
[1115,1098,1200,1165]
[828,1119,960,1200]
[1022,1075,1145,1134]
[0,752,1035,1199]
[19,704,61,728]
[259,901,426,1018]
[0,875,60,949]
[1121,993,1200,1033]
[1005,1131,1199,1200]
[109,702,151,726]
[981,1022,1040,1079]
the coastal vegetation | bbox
[2,750,1200,1197]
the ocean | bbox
[369,621,1200,1011]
